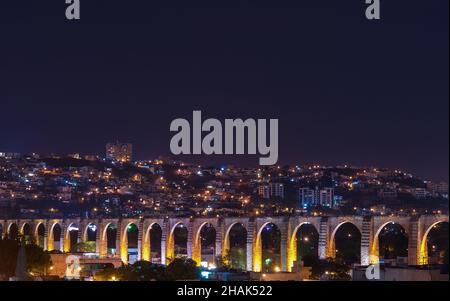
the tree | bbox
[165,258,199,280]
[115,261,166,281]
[93,265,119,281]
[215,255,231,272]
[74,241,96,253]
[302,256,351,280]
[26,243,52,276]
[0,237,52,278]
[94,259,199,281]
[0,238,18,277]
[336,251,359,266]
[131,261,166,281]
[227,248,246,270]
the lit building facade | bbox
[106,141,133,162]
[299,187,335,208]
[258,183,284,199]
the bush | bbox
[165,258,199,280]
[0,237,52,278]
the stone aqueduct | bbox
[1,214,448,272]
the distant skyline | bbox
[0,0,448,182]
[0,145,447,183]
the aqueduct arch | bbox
[83,222,99,253]
[370,221,408,263]
[192,222,215,266]
[190,218,221,266]
[119,220,140,264]
[98,221,118,258]
[164,218,190,264]
[47,222,63,251]
[7,222,19,240]
[223,222,248,270]
[418,215,449,265]
[142,222,159,262]
[141,219,164,262]
[252,217,286,272]
[64,222,81,252]
[287,222,320,271]
[223,222,244,255]
[21,222,31,238]
[35,222,46,249]
[322,216,364,258]
[370,216,410,264]
[328,221,362,260]
[1,214,448,270]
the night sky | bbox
[0,0,448,181]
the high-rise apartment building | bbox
[298,187,315,209]
[426,181,449,197]
[299,186,335,208]
[258,183,284,199]
[106,141,133,162]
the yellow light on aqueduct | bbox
[2,214,447,272]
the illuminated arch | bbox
[83,223,98,253]
[83,223,98,241]
[329,221,361,259]
[65,222,80,252]
[34,222,45,238]
[253,222,281,272]
[288,222,319,272]
[102,223,116,242]
[101,222,118,257]
[7,222,16,234]
[48,222,62,251]
[371,221,408,263]
[35,223,46,249]
[192,222,216,267]
[223,222,247,255]
[142,222,162,262]
[166,222,188,263]
[7,222,19,240]
[222,222,247,270]
[21,223,31,236]
[419,220,449,265]
[120,222,139,264]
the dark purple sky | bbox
[0,0,448,181]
